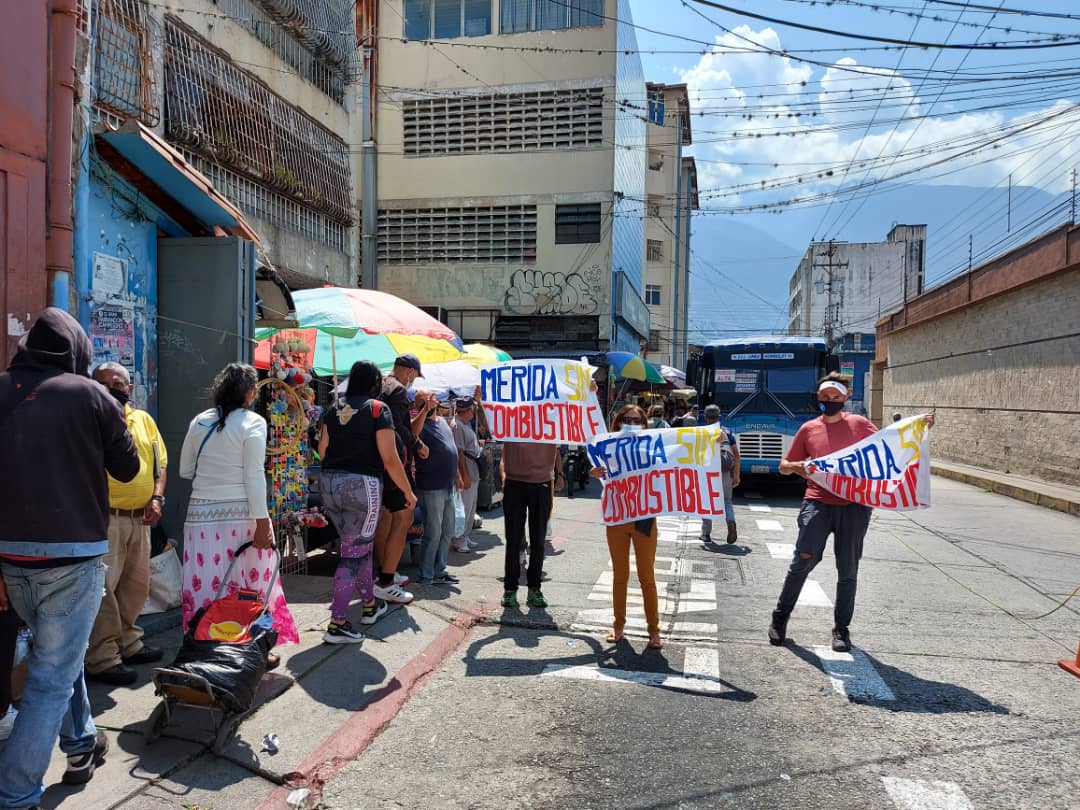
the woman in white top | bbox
[178,363,299,645]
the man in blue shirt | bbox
[412,393,464,585]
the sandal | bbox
[646,634,663,650]
[605,627,624,643]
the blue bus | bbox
[687,337,835,475]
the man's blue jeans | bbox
[418,489,456,582]
[0,558,105,809]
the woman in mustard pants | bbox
[591,404,662,649]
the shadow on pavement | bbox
[787,642,1010,714]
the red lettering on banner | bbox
[586,405,602,436]
[705,472,724,516]
[568,404,584,444]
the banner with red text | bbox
[480,359,604,445]
[587,427,726,526]
[806,414,932,510]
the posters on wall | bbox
[89,304,135,374]
[480,358,604,445]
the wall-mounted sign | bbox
[92,252,127,298]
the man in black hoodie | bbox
[0,308,138,808]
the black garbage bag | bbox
[169,628,278,713]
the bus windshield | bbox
[698,340,828,417]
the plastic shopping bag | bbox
[141,541,182,615]
[452,489,466,537]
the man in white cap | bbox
[769,372,878,653]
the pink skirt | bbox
[181,498,300,645]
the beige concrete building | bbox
[372,0,650,354]
[642,83,696,368]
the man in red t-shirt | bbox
[769,373,879,653]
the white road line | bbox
[797,580,833,608]
[767,543,795,560]
[575,611,718,635]
[570,623,718,642]
[682,647,720,681]
[813,646,896,702]
[541,664,731,695]
[756,519,785,532]
[748,504,772,513]
[881,778,973,810]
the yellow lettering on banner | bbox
[911,416,927,442]
[897,423,921,463]
[564,365,587,402]
[675,429,694,464]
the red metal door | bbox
[0,150,47,360]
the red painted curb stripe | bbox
[255,601,488,810]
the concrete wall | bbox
[882,268,1080,485]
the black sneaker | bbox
[86,663,138,686]
[831,627,852,652]
[122,645,164,665]
[768,610,789,646]
[323,620,364,644]
[62,731,108,785]
[359,600,388,625]
[434,573,460,585]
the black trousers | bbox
[0,606,20,716]
[503,479,551,590]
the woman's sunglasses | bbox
[621,417,644,425]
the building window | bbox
[163,17,353,225]
[501,0,602,34]
[406,0,492,39]
[403,86,604,155]
[647,196,662,219]
[378,204,538,264]
[555,204,602,245]
[92,0,159,126]
[648,329,661,352]
[645,284,661,306]
[647,240,663,262]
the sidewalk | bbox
[931,459,1080,517]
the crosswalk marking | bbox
[797,580,832,608]
[814,646,896,702]
[748,504,772,513]
[756,519,785,532]
[682,647,720,681]
[574,611,718,635]
[881,778,973,810]
[541,664,731,695]
[767,542,795,560]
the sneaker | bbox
[359,600,389,625]
[394,573,411,587]
[86,663,138,686]
[373,583,414,604]
[699,533,712,543]
[122,645,164,665]
[62,731,108,785]
[450,541,473,553]
[500,590,518,608]
[465,538,480,550]
[435,573,460,585]
[726,522,738,544]
[831,626,852,653]
[0,707,17,742]
[526,587,548,608]
[768,610,789,646]
[323,621,365,644]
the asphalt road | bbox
[320,475,1080,810]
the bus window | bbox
[765,367,818,393]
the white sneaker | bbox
[393,573,411,587]
[465,538,480,550]
[450,541,473,553]
[0,707,17,741]
[373,583,414,604]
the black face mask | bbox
[819,400,844,416]
[109,387,130,407]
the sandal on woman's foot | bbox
[647,635,663,650]
[605,628,624,643]
[267,652,281,670]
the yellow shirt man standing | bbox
[85,363,168,685]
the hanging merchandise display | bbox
[259,333,327,574]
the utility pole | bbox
[671,103,684,368]
[812,240,847,350]
[358,0,379,289]
[680,161,693,369]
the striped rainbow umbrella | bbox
[606,351,665,384]
[461,343,513,368]
[255,329,462,376]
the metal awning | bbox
[97,119,260,243]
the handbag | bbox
[467,448,490,480]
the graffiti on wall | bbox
[504,268,601,316]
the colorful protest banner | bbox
[587,427,726,526]
[480,359,604,445]
[806,414,932,510]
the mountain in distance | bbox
[687,183,1063,342]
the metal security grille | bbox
[181,150,347,252]
[164,16,353,225]
[212,0,355,104]
[378,205,538,264]
[402,86,605,156]
[92,0,159,126]
[737,433,785,460]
